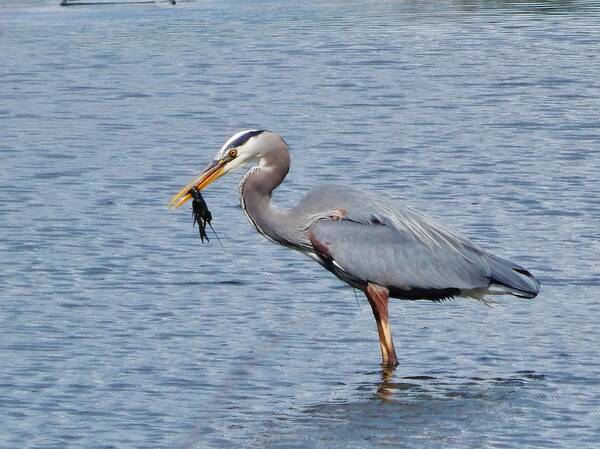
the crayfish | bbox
[190,187,221,246]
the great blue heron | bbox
[169,130,540,367]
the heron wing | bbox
[297,185,477,254]
[308,218,492,298]
[295,185,539,299]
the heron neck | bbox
[239,154,300,248]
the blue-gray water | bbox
[1,1,600,448]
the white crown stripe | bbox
[216,129,261,159]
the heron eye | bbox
[228,149,238,158]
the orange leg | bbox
[365,283,398,367]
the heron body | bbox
[169,130,540,367]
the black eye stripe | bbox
[226,130,265,149]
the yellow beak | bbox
[168,159,227,209]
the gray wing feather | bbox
[297,185,476,254]
[297,185,539,298]
[309,220,491,292]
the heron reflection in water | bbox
[169,130,540,367]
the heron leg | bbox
[365,283,398,367]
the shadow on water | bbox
[177,364,548,449]
[374,367,545,403]
[273,368,549,449]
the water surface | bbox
[1,1,600,448]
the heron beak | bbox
[168,159,227,209]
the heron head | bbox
[169,129,270,209]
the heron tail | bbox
[487,254,541,299]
